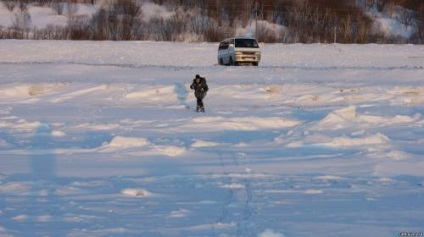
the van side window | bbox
[235,39,259,48]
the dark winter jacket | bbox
[190,77,208,99]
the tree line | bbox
[1,0,423,43]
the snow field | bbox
[0,41,424,236]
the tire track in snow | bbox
[1,61,423,71]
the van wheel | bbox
[252,62,258,66]
[228,58,237,66]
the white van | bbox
[217,37,261,66]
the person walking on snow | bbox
[190,74,208,112]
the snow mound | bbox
[125,86,175,103]
[286,132,390,148]
[0,83,70,101]
[381,150,409,160]
[102,137,185,156]
[313,175,345,181]
[257,229,285,237]
[0,119,41,132]
[185,116,300,131]
[314,106,358,130]
[304,189,324,194]
[155,145,185,156]
[315,106,422,130]
[0,182,30,194]
[221,183,245,189]
[75,123,120,130]
[191,140,221,148]
[121,188,151,197]
[324,133,390,148]
[51,85,109,103]
[389,86,424,105]
[12,215,27,222]
[0,85,32,100]
[51,130,66,137]
[107,136,149,148]
[168,208,191,218]
[28,83,69,96]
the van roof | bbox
[223,37,257,41]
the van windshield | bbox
[234,39,259,48]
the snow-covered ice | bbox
[0,40,424,237]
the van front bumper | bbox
[235,53,261,62]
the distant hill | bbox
[1,0,423,43]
